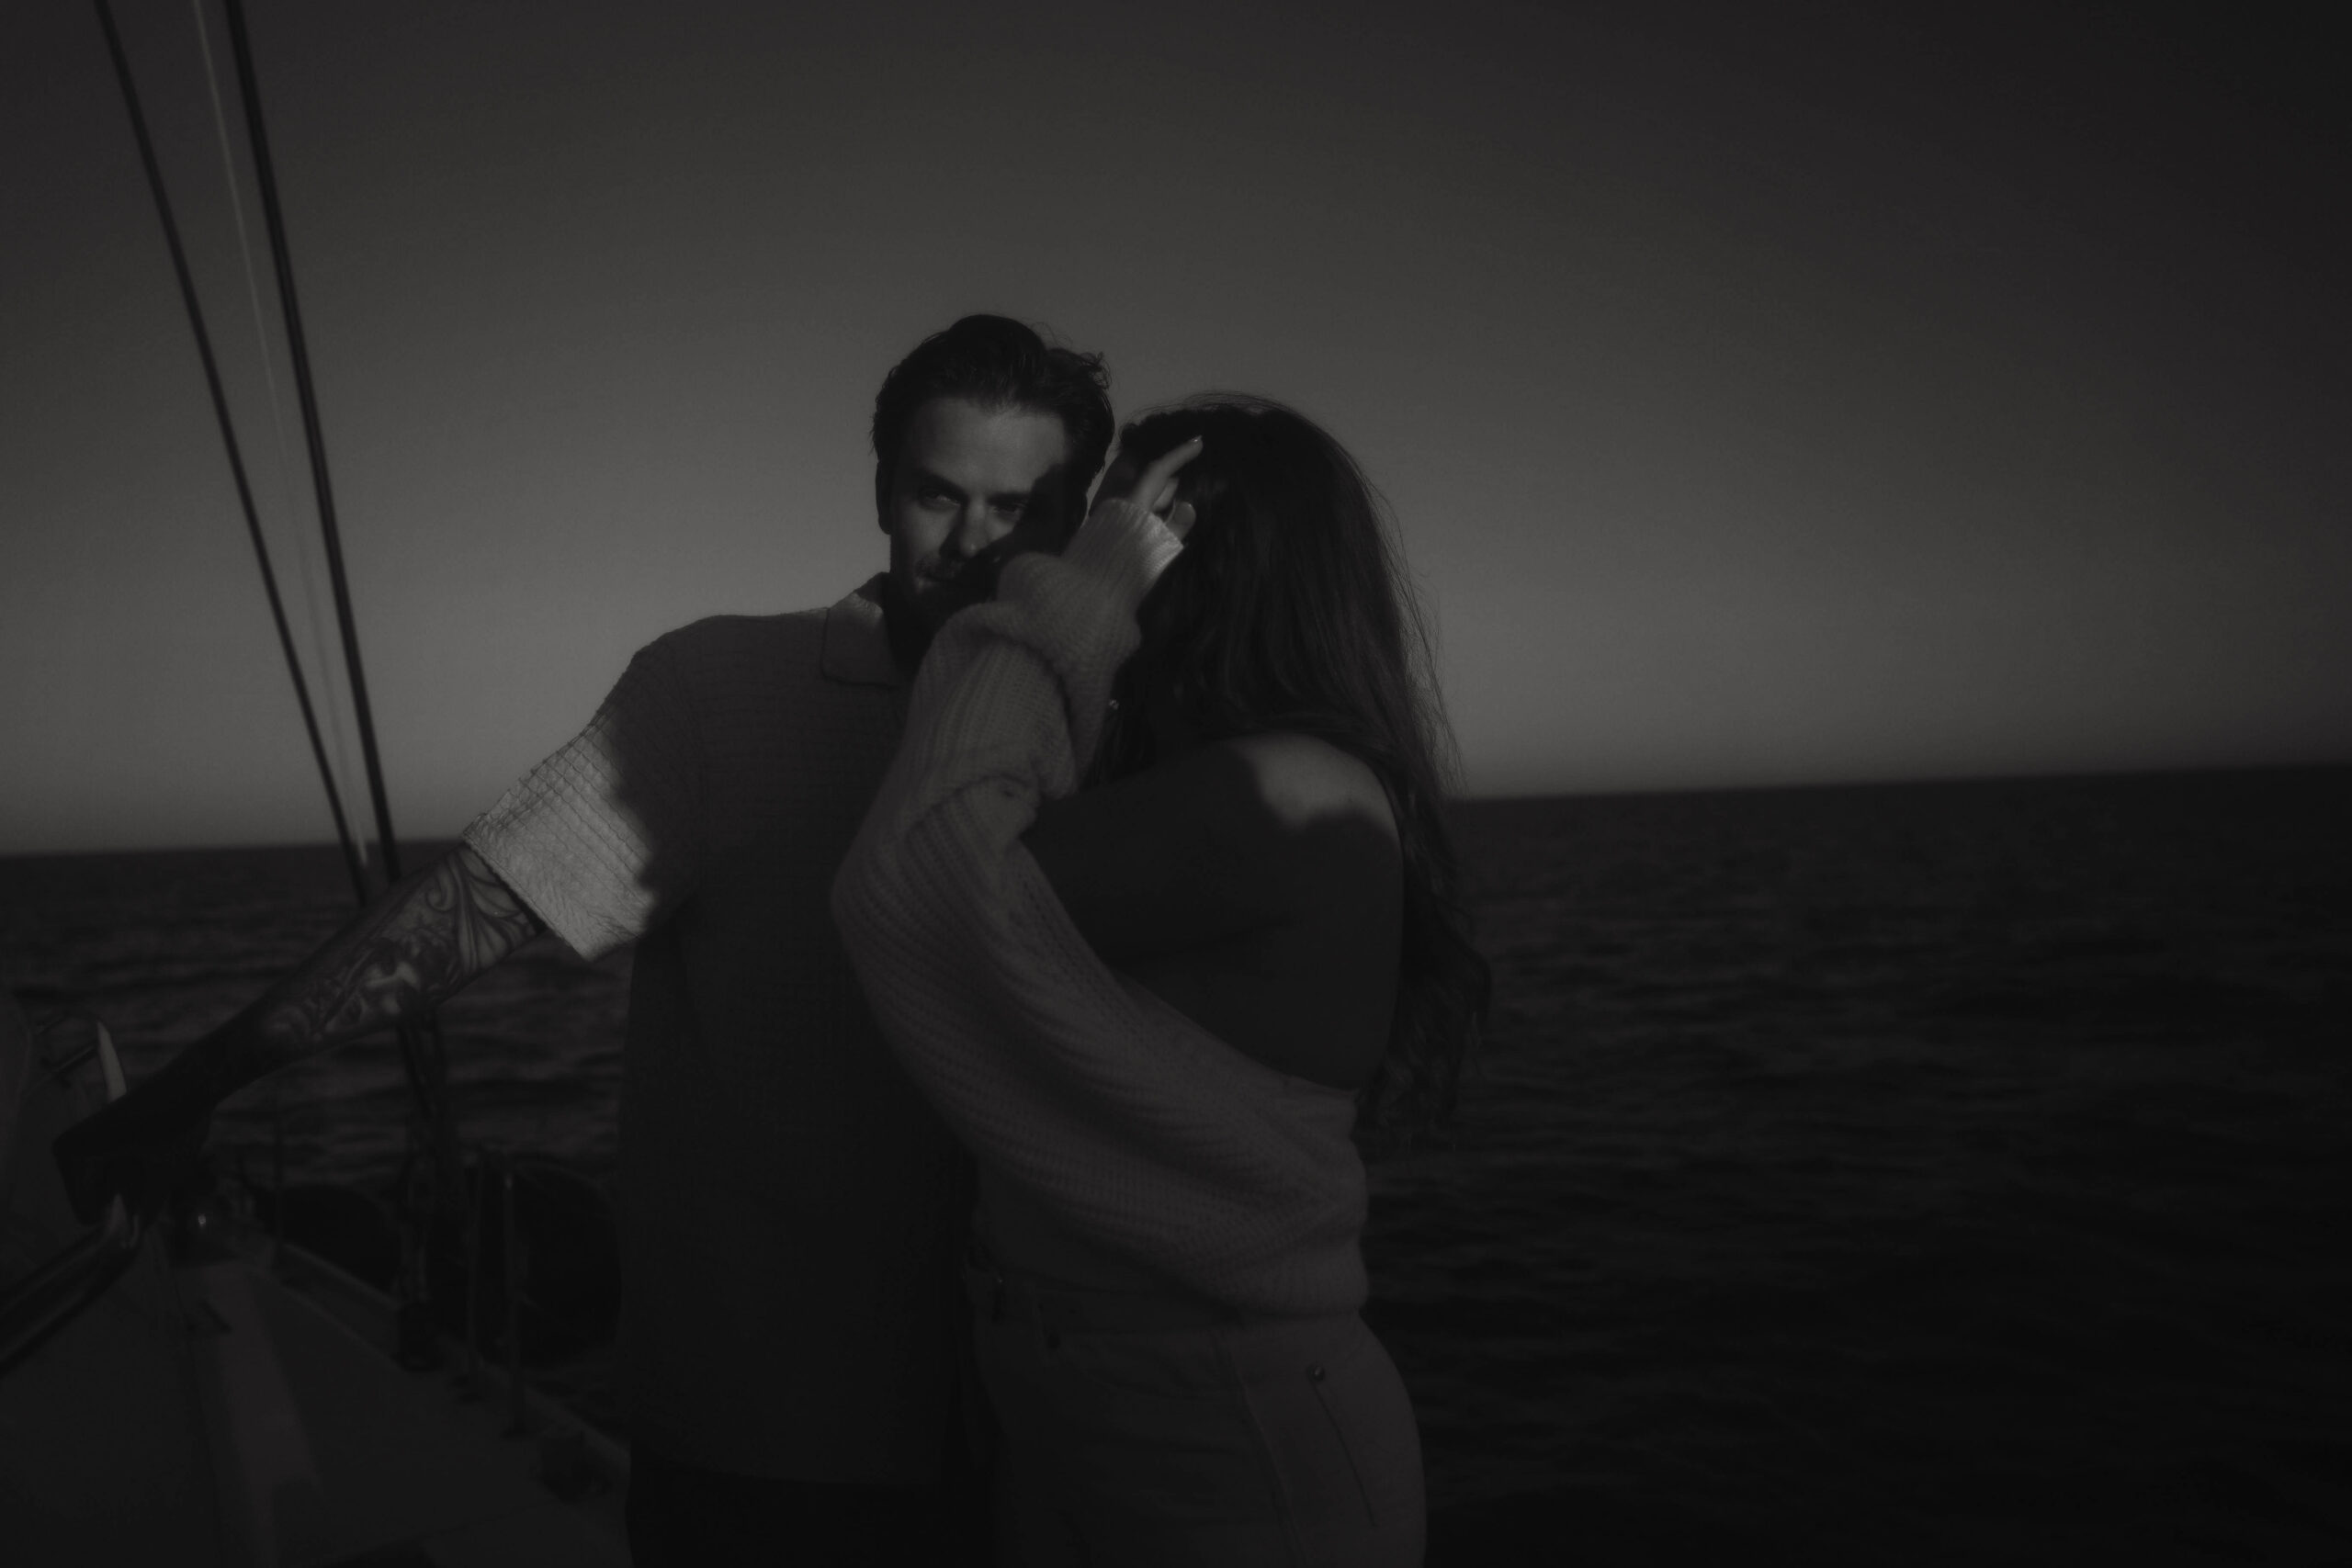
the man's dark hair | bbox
[870,315,1114,523]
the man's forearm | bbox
[199,844,547,1097]
[55,844,548,1223]
[55,846,540,1222]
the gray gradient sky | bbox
[5,1,2346,853]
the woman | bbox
[832,396,1487,1565]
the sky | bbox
[3,0,2346,854]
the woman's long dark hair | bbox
[1095,396,1489,1152]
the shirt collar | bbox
[820,574,904,688]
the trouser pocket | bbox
[1235,1315,1426,1561]
[1296,1326,1400,1530]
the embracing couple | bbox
[58,315,1488,1565]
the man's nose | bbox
[943,502,1003,559]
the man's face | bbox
[879,397,1078,636]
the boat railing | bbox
[0,1200,143,1382]
[458,1142,532,1434]
[0,1018,142,1383]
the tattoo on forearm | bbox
[246,848,545,1071]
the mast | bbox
[90,0,368,905]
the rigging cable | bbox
[89,0,369,906]
[189,0,363,823]
[214,0,458,1187]
[215,0,406,891]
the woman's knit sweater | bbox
[830,501,1370,1318]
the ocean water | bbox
[5,766,2348,1563]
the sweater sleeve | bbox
[830,502,1368,1314]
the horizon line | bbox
[7,754,2348,862]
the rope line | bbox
[216,0,459,1212]
[188,0,361,817]
[89,0,368,906]
[219,0,406,890]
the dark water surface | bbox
[6,766,2348,1563]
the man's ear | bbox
[874,462,892,534]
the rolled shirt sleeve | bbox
[463,637,704,960]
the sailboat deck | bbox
[204,1225,633,1567]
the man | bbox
[55,314,1116,1562]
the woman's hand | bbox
[1091,435,1203,544]
[972,437,1203,595]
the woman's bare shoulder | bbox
[1023,730,1396,967]
[1212,732,1398,846]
